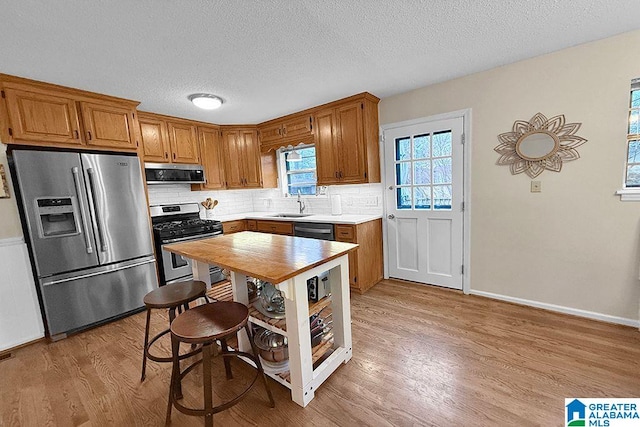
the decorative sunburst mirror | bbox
[494,113,587,178]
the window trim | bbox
[618,79,640,201]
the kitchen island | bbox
[164,231,357,407]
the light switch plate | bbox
[531,181,541,193]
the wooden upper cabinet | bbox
[258,114,313,148]
[241,129,262,188]
[221,129,244,188]
[198,126,225,190]
[313,94,380,186]
[257,122,283,145]
[80,102,137,149]
[167,121,199,164]
[138,113,201,165]
[314,108,340,185]
[2,87,82,145]
[335,101,366,183]
[282,115,312,140]
[221,128,263,189]
[139,113,170,162]
[0,75,140,150]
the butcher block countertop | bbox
[164,231,358,284]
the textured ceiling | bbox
[1,0,639,124]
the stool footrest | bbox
[146,328,202,363]
[171,350,261,416]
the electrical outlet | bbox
[531,181,541,193]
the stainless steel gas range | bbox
[150,203,225,285]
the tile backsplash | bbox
[146,183,384,216]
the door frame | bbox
[380,108,472,294]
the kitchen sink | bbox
[269,213,313,218]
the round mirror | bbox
[515,131,559,160]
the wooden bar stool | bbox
[141,280,208,382]
[165,301,275,427]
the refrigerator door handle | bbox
[42,258,156,286]
[71,167,94,254]
[86,167,108,252]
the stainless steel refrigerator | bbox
[10,149,158,338]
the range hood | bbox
[144,163,206,184]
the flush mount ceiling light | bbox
[188,93,223,110]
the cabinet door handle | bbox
[74,130,79,139]
[283,127,287,135]
[87,131,92,140]
[335,171,338,178]
[339,171,343,178]
[165,152,169,159]
[173,153,176,160]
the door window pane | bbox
[396,162,412,185]
[396,187,412,209]
[433,158,452,184]
[393,128,455,211]
[433,185,452,210]
[413,161,431,185]
[396,137,411,161]
[414,187,431,209]
[432,131,452,157]
[413,134,430,159]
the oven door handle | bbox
[161,232,222,244]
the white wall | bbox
[0,238,44,351]
[0,144,23,239]
[380,30,640,323]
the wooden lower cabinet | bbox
[256,220,293,235]
[222,220,246,234]
[335,219,383,293]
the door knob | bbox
[387,214,395,219]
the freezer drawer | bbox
[39,256,158,336]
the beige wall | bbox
[380,30,640,321]
[0,143,23,239]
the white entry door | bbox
[384,117,464,289]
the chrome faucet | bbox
[297,190,306,214]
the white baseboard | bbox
[469,290,640,328]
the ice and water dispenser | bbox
[34,197,81,238]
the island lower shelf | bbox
[207,280,336,388]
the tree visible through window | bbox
[395,131,452,210]
[282,146,317,195]
[626,79,640,187]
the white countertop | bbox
[209,211,382,225]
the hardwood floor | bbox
[1,279,639,426]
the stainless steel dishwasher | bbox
[293,222,335,241]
